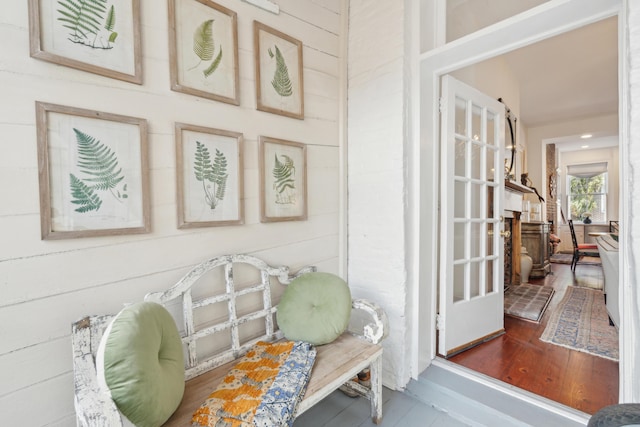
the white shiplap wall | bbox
[0,0,343,425]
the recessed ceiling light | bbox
[581,145,590,149]
[581,133,593,139]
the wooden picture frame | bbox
[28,0,142,84]
[169,0,240,105]
[35,102,150,239]
[175,123,244,228]
[254,21,304,119]
[259,136,307,222]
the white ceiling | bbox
[503,16,618,128]
[447,2,619,148]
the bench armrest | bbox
[351,299,389,344]
[74,354,123,427]
[72,316,123,427]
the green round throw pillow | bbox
[96,302,185,427]
[277,272,352,345]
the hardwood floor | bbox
[449,261,619,415]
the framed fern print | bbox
[175,123,244,228]
[169,0,240,105]
[259,136,307,222]
[28,0,142,84]
[254,21,304,120]
[35,102,150,239]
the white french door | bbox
[438,75,506,357]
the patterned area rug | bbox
[550,253,601,265]
[504,284,555,323]
[540,286,618,361]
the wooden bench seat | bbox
[164,333,383,426]
[72,254,388,426]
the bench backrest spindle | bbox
[143,254,315,380]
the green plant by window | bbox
[568,173,606,222]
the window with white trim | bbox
[567,162,608,223]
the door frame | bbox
[416,0,633,403]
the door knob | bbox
[500,230,511,239]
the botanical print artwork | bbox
[272,153,296,205]
[193,141,227,210]
[177,125,243,227]
[36,102,149,239]
[254,22,304,119]
[32,0,139,78]
[47,114,144,232]
[69,128,128,213]
[259,137,306,222]
[171,0,239,104]
[57,0,119,50]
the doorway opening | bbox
[426,9,621,416]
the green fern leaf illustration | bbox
[270,45,293,97]
[193,143,228,209]
[211,148,228,200]
[69,173,103,212]
[73,128,125,192]
[194,141,215,182]
[104,5,115,31]
[57,0,109,47]
[203,47,223,77]
[105,5,118,42]
[194,20,215,61]
[273,154,296,194]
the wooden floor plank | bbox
[449,262,618,415]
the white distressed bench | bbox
[72,254,388,426]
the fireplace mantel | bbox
[505,180,535,195]
[505,180,534,214]
[504,180,534,288]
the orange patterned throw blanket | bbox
[192,341,316,427]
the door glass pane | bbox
[470,183,484,218]
[453,263,465,302]
[470,261,481,298]
[471,142,482,180]
[487,111,497,146]
[470,222,482,258]
[455,97,467,135]
[487,185,495,219]
[487,146,496,182]
[446,0,551,43]
[454,222,466,261]
[454,181,466,218]
[471,104,482,143]
[487,222,495,256]
[486,259,495,294]
[455,138,466,177]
